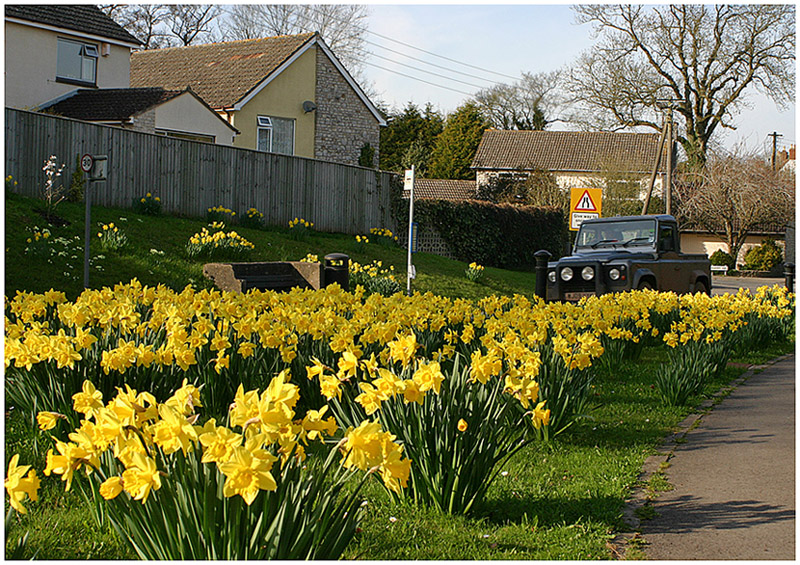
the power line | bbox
[362,61,475,96]
[359,49,492,90]
[303,4,523,83]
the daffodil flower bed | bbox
[206,205,236,224]
[239,206,264,229]
[369,227,399,247]
[8,373,410,559]
[133,193,161,216]
[349,259,402,296]
[185,226,255,259]
[288,217,315,240]
[96,222,128,252]
[4,282,793,523]
[465,262,485,282]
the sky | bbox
[360,4,797,156]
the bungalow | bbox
[471,130,669,196]
[130,32,386,166]
[38,87,238,145]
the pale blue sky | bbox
[363,4,796,155]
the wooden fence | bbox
[5,109,400,234]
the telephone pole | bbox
[768,132,783,171]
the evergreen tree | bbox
[379,102,444,173]
[428,102,489,180]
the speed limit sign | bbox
[80,153,93,173]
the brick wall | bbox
[314,49,380,167]
[125,108,155,134]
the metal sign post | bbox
[83,155,107,289]
[404,166,415,296]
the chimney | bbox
[790,145,796,161]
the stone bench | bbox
[203,261,324,293]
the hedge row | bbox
[401,199,568,270]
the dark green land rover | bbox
[546,215,712,302]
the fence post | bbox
[534,250,552,300]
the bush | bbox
[399,199,567,270]
[709,249,734,269]
[744,239,782,272]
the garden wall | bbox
[5,108,398,235]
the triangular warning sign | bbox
[575,190,597,212]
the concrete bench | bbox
[203,261,323,293]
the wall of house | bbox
[314,48,380,167]
[4,21,131,110]
[155,94,236,146]
[230,47,316,157]
[681,233,786,267]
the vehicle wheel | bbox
[694,280,709,295]
[637,280,654,290]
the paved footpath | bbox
[641,355,795,560]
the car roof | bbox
[582,214,675,225]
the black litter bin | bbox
[324,253,350,291]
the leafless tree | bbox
[674,147,795,262]
[100,4,220,48]
[473,71,563,130]
[164,5,220,47]
[219,4,369,74]
[567,5,795,167]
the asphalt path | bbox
[710,274,786,295]
[641,356,796,560]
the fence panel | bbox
[5,109,398,234]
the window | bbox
[56,38,98,85]
[256,115,294,155]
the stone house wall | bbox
[314,49,380,167]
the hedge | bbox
[397,198,568,270]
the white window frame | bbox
[56,37,98,85]
[256,115,295,155]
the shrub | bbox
[399,199,567,270]
[66,155,85,202]
[134,193,162,216]
[744,239,782,272]
[709,249,734,269]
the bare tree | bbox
[164,5,219,46]
[219,4,369,74]
[568,5,795,167]
[674,147,795,263]
[100,4,219,48]
[473,71,563,130]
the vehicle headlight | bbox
[560,267,573,282]
[581,266,594,281]
[609,268,621,281]
[548,270,557,283]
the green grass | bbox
[4,192,794,560]
[4,193,535,300]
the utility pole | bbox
[768,132,783,171]
[665,106,674,215]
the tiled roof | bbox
[40,88,183,121]
[403,179,477,201]
[5,5,141,45]
[130,33,316,109]
[471,130,668,174]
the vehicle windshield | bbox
[575,219,656,249]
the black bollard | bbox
[534,250,552,300]
[784,263,794,293]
